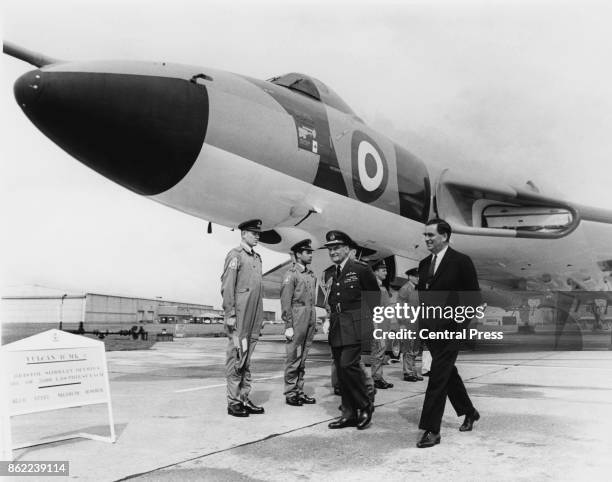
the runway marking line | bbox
[172,359,330,393]
[174,373,285,393]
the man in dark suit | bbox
[416,219,482,448]
[323,230,380,430]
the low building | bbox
[1,286,213,325]
[157,305,223,324]
[1,286,277,326]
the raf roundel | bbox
[351,131,388,203]
[358,141,383,192]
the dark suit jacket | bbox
[325,258,380,352]
[417,247,482,338]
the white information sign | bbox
[1,329,116,459]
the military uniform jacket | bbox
[280,263,317,329]
[324,258,380,352]
[221,243,264,341]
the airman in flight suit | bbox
[281,239,318,406]
[371,259,394,390]
[221,219,266,417]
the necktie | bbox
[427,254,437,285]
[336,265,341,280]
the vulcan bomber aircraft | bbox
[4,42,612,317]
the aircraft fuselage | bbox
[10,55,612,292]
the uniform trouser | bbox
[225,336,258,406]
[332,344,370,419]
[284,321,316,397]
[418,342,474,433]
[332,357,375,418]
[331,357,375,397]
[370,337,387,381]
[401,336,421,376]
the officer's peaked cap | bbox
[373,259,387,271]
[238,219,262,232]
[324,230,353,247]
[291,239,314,253]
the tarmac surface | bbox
[8,336,612,481]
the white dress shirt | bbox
[432,245,449,274]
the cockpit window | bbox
[270,73,320,100]
[268,73,357,117]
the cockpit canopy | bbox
[268,73,357,117]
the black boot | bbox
[242,399,265,414]
[227,403,249,417]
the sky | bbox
[2,0,612,310]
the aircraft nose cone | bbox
[13,67,209,195]
[14,70,44,108]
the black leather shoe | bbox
[227,404,249,417]
[422,371,430,377]
[403,374,419,382]
[356,405,373,430]
[374,380,394,389]
[242,399,265,414]
[459,409,480,432]
[333,387,341,396]
[328,417,357,429]
[299,394,316,404]
[286,396,303,406]
[339,403,372,413]
[416,430,441,448]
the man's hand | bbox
[285,327,294,341]
[226,316,236,332]
[323,319,330,335]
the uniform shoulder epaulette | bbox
[227,246,242,257]
[282,267,296,285]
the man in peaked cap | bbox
[281,239,318,406]
[397,268,424,382]
[221,219,266,417]
[371,259,394,390]
[323,230,380,430]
